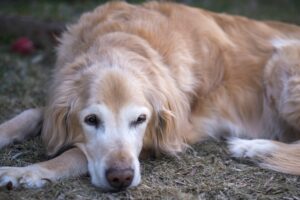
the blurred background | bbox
[1,0,300,22]
[1,0,300,50]
[0,0,300,46]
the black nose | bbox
[105,168,134,190]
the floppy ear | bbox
[42,104,84,157]
[42,106,65,156]
[42,107,73,156]
[41,82,84,157]
[144,84,190,156]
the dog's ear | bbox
[144,84,189,156]
[42,83,84,157]
[42,104,83,157]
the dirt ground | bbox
[0,1,300,199]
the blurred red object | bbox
[11,37,35,55]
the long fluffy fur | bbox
[42,2,300,174]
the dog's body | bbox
[1,2,300,190]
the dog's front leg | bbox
[0,108,43,148]
[0,148,87,189]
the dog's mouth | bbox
[85,153,142,191]
[89,165,141,192]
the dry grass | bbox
[1,1,300,199]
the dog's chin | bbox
[91,179,114,192]
[103,186,131,193]
[90,170,141,192]
[87,155,142,191]
[91,180,140,192]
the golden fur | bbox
[1,1,300,190]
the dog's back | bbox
[53,0,300,143]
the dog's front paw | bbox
[0,166,49,189]
[227,137,276,158]
[0,167,21,189]
[19,172,50,189]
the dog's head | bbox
[42,37,189,191]
[76,68,152,190]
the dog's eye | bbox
[84,114,99,127]
[130,114,147,127]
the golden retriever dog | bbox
[0,1,300,191]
